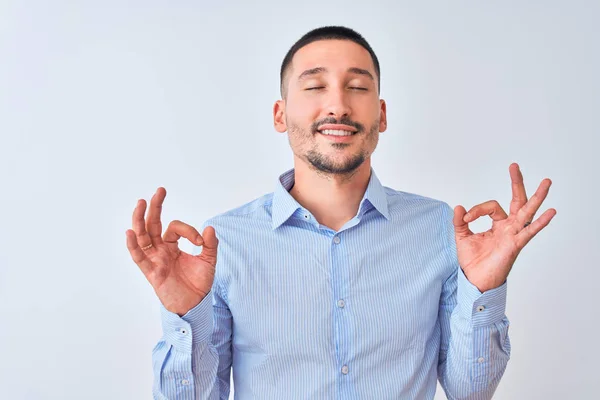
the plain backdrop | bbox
[1,1,598,399]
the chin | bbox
[311,157,366,175]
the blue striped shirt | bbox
[152,168,510,399]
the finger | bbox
[146,187,166,246]
[132,199,152,247]
[126,229,155,277]
[452,205,473,238]
[515,208,557,248]
[463,200,508,223]
[198,226,219,264]
[516,178,552,226]
[163,220,204,245]
[509,163,528,215]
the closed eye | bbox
[305,86,367,91]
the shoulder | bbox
[383,186,452,217]
[200,191,275,231]
[191,191,274,256]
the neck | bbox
[289,156,372,231]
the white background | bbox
[1,1,598,399]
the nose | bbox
[324,87,352,119]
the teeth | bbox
[320,129,354,136]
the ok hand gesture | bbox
[452,163,556,292]
[126,188,218,316]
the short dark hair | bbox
[279,26,381,98]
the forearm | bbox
[438,268,511,400]
[152,292,222,400]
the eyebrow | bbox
[297,67,375,82]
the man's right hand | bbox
[125,187,218,316]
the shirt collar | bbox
[271,167,390,230]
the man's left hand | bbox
[452,163,557,292]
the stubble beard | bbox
[288,119,380,177]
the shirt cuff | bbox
[456,267,507,328]
[159,291,214,353]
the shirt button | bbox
[303,214,310,220]
[179,328,188,335]
[478,357,485,363]
[341,365,349,374]
[476,305,485,312]
[181,379,190,385]
[333,236,341,244]
[337,299,345,308]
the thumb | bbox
[198,225,219,259]
[452,205,473,238]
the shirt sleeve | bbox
[437,203,511,400]
[152,227,233,399]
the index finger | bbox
[509,163,528,215]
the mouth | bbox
[317,129,357,137]
[316,123,358,137]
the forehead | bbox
[290,39,375,77]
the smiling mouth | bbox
[317,129,357,137]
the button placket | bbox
[330,232,350,381]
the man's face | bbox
[274,39,387,175]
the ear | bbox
[379,99,387,133]
[273,100,287,133]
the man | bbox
[126,26,556,399]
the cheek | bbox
[289,96,322,122]
[352,98,380,116]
